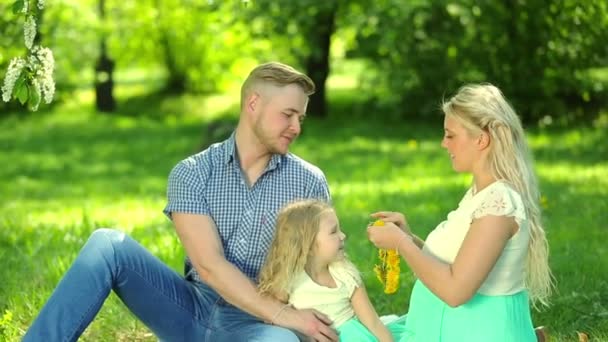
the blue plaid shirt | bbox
[164,133,331,282]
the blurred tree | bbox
[352,0,608,123]
[152,0,185,93]
[303,3,338,118]
[245,0,347,117]
[108,0,256,94]
[95,0,116,112]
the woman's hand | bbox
[370,211,412,236]
[367,221,411,250]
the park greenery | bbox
[1,1,607,341]
[1,0,607,121]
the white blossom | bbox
[4,1,56,110]
[40,71,55,104]
[30,78,41,110]
[24,16,37,50]
[1,57,26,102]
[31,46,55,104]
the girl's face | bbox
[312,210,346,266]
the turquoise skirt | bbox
[338,314,407,341]
[399,280,537,342]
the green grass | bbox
[1,83,607,341]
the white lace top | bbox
[423,181,529,295]
[288,260,361,328]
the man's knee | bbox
[86,228,127,254]
[247,325,301,342]
[268,327,301,342]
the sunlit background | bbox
[1,1,607,341]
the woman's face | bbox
[441,115,480,173]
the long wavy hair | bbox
[442,84,554,307]
[257,199,334,302]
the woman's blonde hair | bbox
[257,199,333,302]
[442,84,554,307]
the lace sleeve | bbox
[330,260,362,297]
[472,183,526,227]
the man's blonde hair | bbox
[240,62,315,108]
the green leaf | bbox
[12,0,24,15]
[28,83,41,110]
[14,73,26,91]
[16,83,29,105]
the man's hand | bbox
[275,307,338,342]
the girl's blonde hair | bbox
[442,84,554,307]
[258,199,333,302]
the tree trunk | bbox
[304,4,337,118]
[95,0,115,112]
[160,33,186,94]
[154,0,186,93]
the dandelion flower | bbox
[372,219,400,294]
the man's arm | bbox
[172,212,338,341]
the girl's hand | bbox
[367,221,410,250]
[370,211,412,235]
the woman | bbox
[368,84,553,341]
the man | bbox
[165,62,338,341]
[24,62,338,342]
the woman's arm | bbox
[350,285,394,342]
[368,215,515,307]
[410,234,425,249]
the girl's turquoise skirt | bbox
[338,280,537,341]
[338,314,407,341]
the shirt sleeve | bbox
[330,260,362,298]
[310,172,332,203]
[472,183,526,228]
[163,157,210,219]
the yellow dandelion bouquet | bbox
[372,220,400,294]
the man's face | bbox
[252,84,308,155]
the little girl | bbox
[257,199,406,341]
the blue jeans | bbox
[23,228,300,342]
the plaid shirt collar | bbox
[223,132,283,172]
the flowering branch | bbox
[1,0,55,111]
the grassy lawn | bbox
[1,79,607,341]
